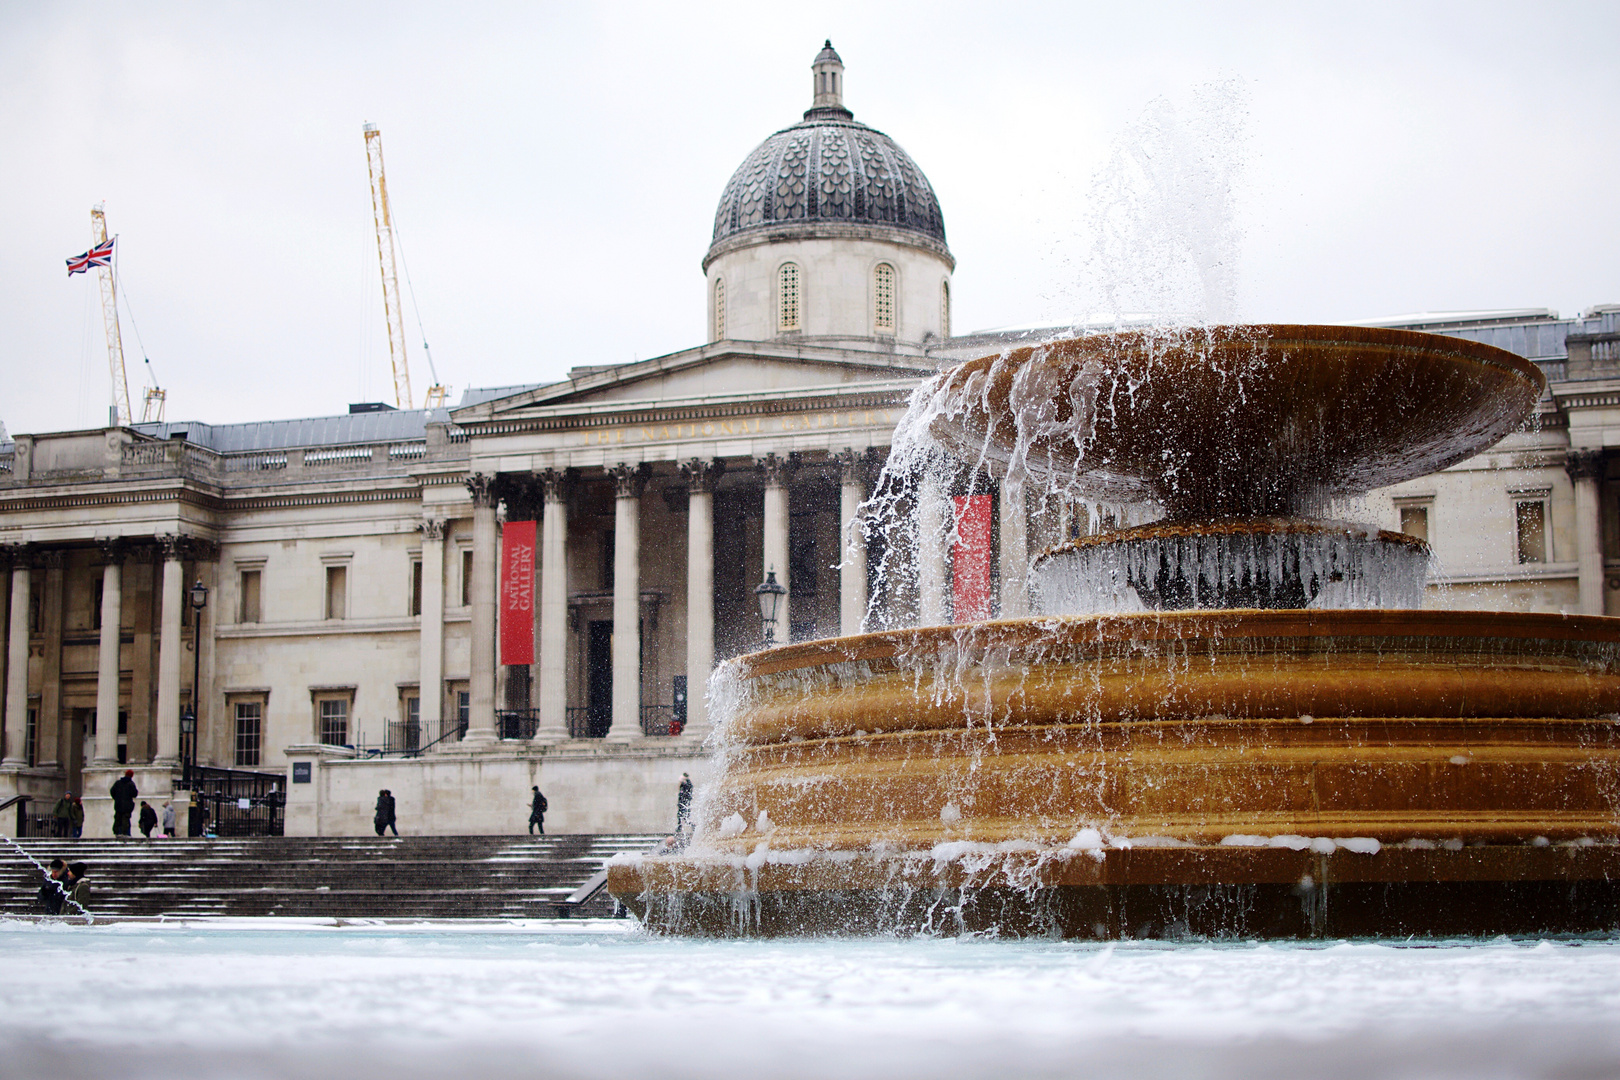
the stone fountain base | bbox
[609,611,1620,938]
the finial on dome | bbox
[807,40,852,120]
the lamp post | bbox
[755,568,787,646]
[183,579,207,791]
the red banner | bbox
[500,520,536,665]
[952,494,993,622]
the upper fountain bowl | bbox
[927,325,1546,520]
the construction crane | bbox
[90,205,133,426]
[363,124,448,410]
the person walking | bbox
[109,770,139,837]
[161,801,177,838]
[528,786,547,835]
[52,793,74,838]
[138,800,158,838]
[68,794,85,838]
[676,773,694,833]
[374,789,398,837]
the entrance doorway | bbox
[586,620,613,737]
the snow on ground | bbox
[2,919,1619,1080]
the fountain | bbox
[609,324,1620,938]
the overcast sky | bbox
[2,1,1617,435]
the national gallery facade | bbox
[3,44,1619,836]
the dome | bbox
[708,45,947,261]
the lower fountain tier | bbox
[611,611,1620,937]
[1031,517,1431,613]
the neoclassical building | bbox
[2,45,1619,836]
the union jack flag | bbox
[66,237,114,276]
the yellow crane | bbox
[363,124,447,409]
[89,205,133,426]
[81,205,166,424]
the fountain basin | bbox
[611,611,1620,937]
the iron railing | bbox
[187,766,285,837]
[641,705,679,737]
[496,709,539,740]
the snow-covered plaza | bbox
[2,920,1619,1080]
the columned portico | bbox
[465,474,499,743]
[537,470,569,740]
[154,536,184,764]
[3,553,27,767]
[93,540,124,765]
[837,449,867,636]
[759,454,790,637]
[681,459,720,733]
[608,464,647,739]
[1566,449,1605,615]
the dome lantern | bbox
[809,40,850,120]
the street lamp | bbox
[183,580,207,793]
[755,568,787,646]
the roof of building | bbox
[709,46,946,255]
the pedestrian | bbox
[36,858,67,915]
[52,793,73,838]
[161,801,177,838]
[676,773,693,832]
[374,789,398,837]
[138,800,157,838]
[109,769,139,837]
[61,862,90,911]
[528,786,547,835]
[68,794,84,838]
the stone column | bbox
[759,454,791,640]
[464,474,499,743]
[93,540,124,764]
[916,474,948,626]
[2,553,28,767]
[418,518,446,744]
[681,459,720,734]
[837,450,868,636]
[1567,450,1606,616]
[537,470,570,740]
[999,479,1029,618]
[154,536,185,764]
[608,464,646,739]
[36,552,64,769]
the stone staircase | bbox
[0,835,663,919]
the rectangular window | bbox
[874,264,895,333]
[234,701,262,767]
[461,549,474,607]
[1516,501,1546,564]
[403,695,421,752]
[455,689,470,734]
[410,559,423,617]
[1399,505,1429,543]
[601,530,615,590]
[778,263,801,332]
[319,698,348,746]
[25,706,37,768]
[92,578,103,631]
[324,566,347,620]
[240,569,262,624]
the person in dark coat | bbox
[528,787,547,835]
[676,773,693,832]
[138,801,157,838]
[109,770,138,837]
[62,862,90,911]
[36,858,67,915]
[52,794,73,838]
[68,795,84,838]
[374,789,398,836]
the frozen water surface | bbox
[2,921,1619,1080]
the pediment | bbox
[451,342,934,423]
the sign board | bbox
[951,494,993,622]
[292,762,312,784]
[501,520,537,665]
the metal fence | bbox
[495,710,539,740]
[187,766,285,837]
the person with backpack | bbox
[528,786,548,835]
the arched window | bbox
[940,279,951,339]
[713,277,726,340]
[874,263,895,334]
[778,263,801,333]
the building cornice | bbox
[702,221,955,272]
